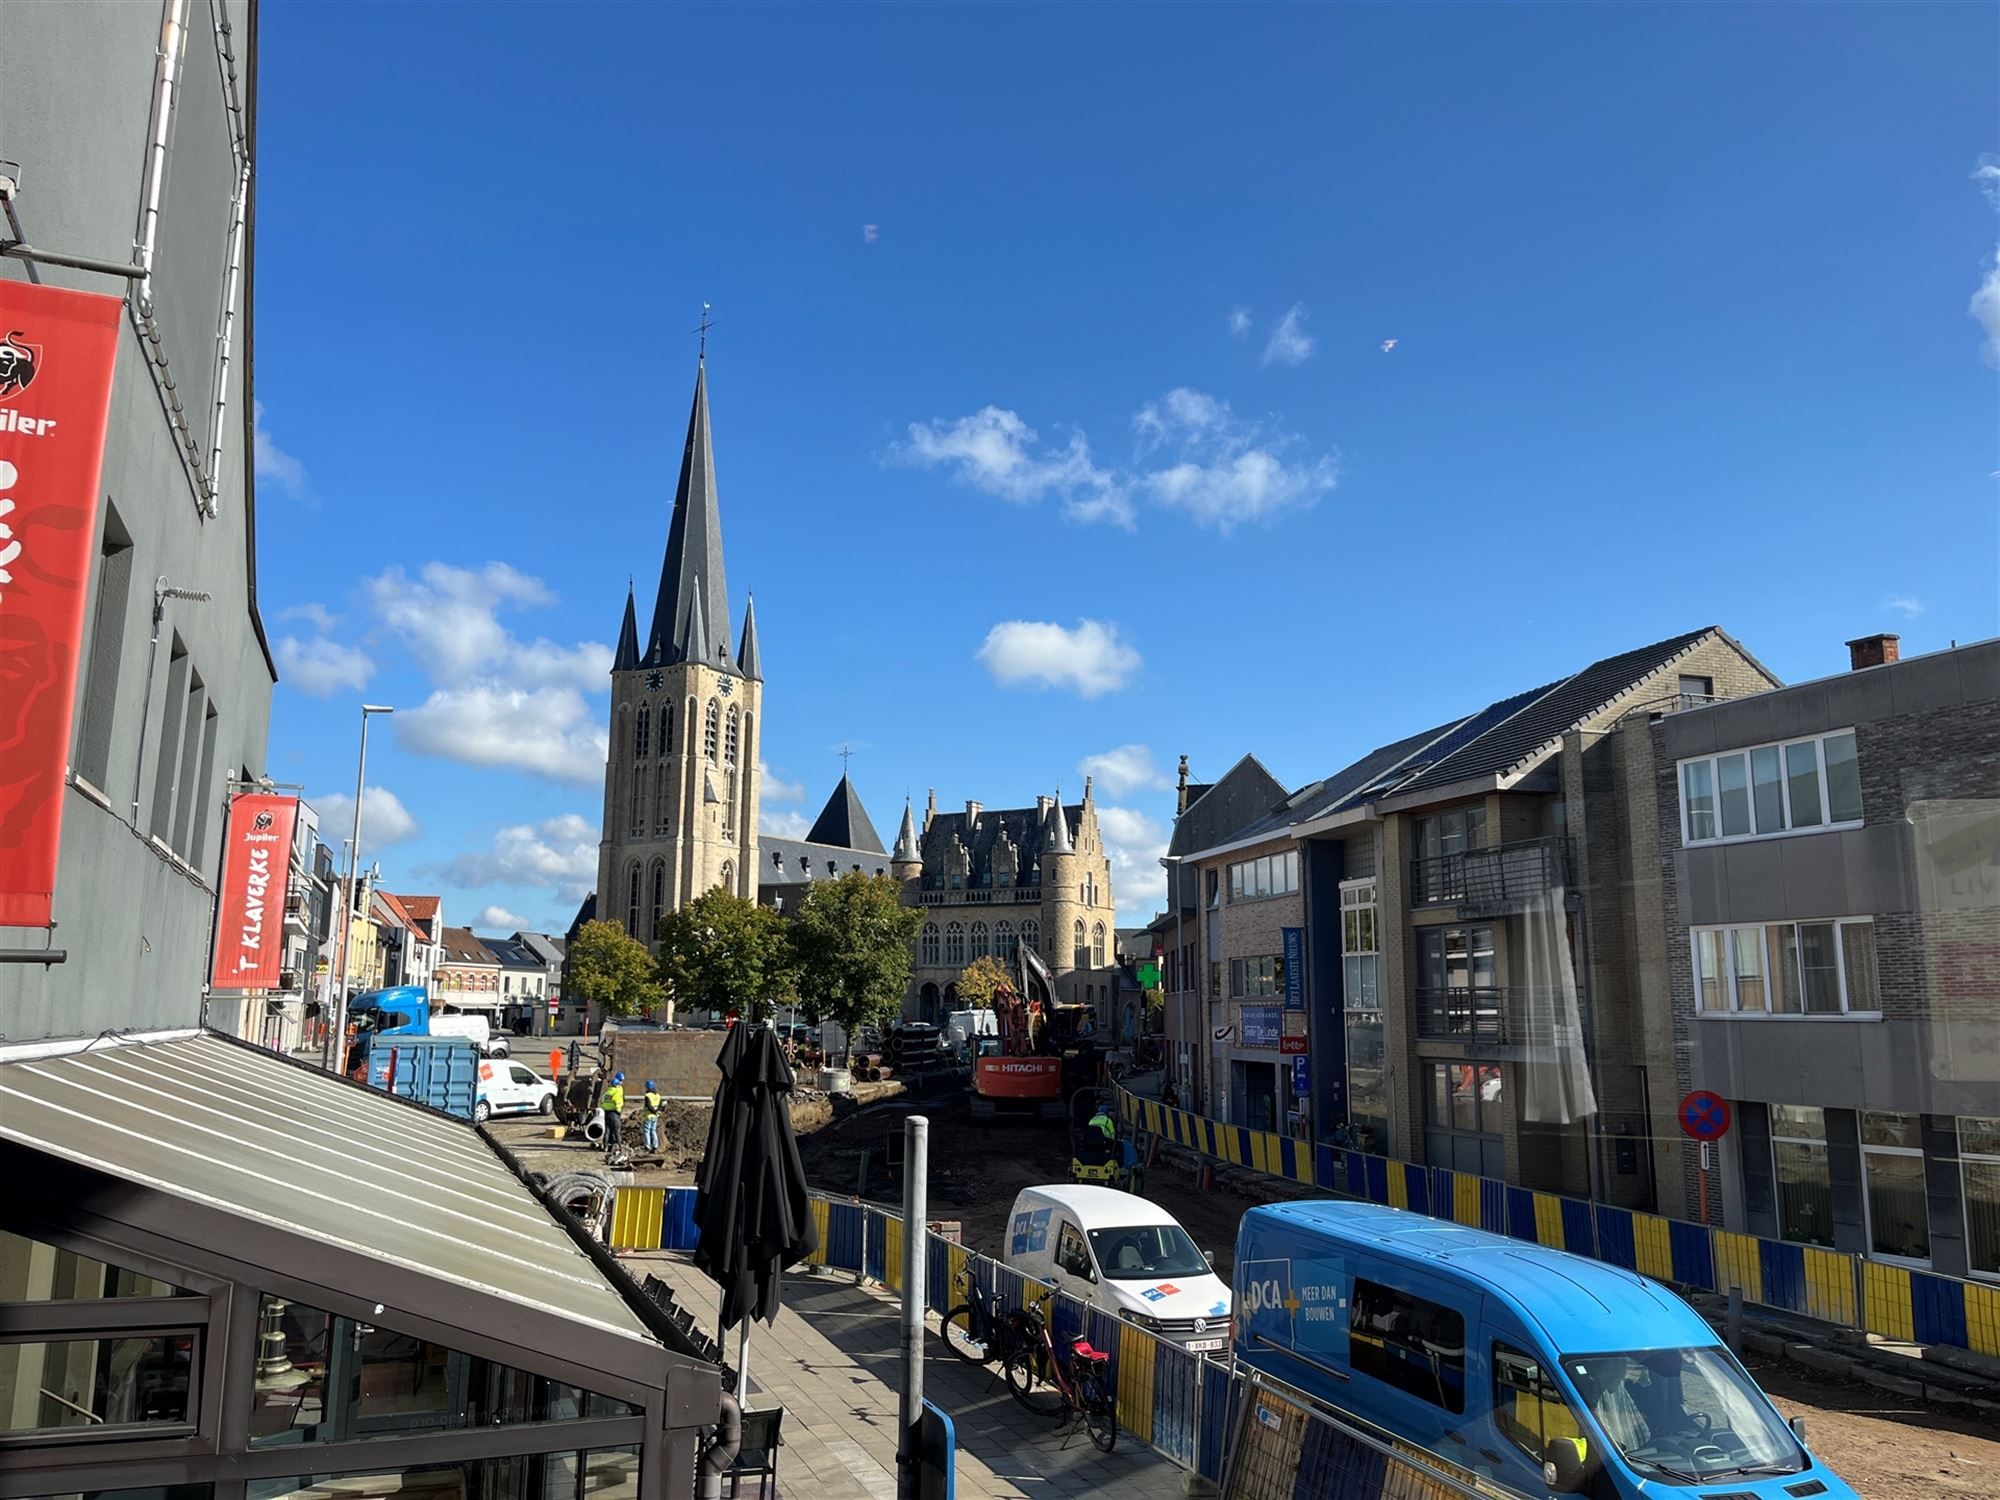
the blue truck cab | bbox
[1233,1201,1856,1499]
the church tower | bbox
[596,359,763,950]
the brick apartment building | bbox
[1629,634,1999,1277]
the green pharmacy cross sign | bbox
[1137,962,1161,989]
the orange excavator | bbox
[969,979,1100,1122]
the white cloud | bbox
[280,601,339,633]
[253,400,308,498]
[1227,306,1252,338]
[276,635,375,698]
[1133,387,1337,532]
[1095,804,1169,918]
[890,406,1133,527]
[317,785,421,849]
[760,761,807,803]
[760,808,814,839]
[1976,157,2000,211]
[1380,338,1398,353]
[1972,254,2000,369]
[1262,303,1315,366]
[863,224,880,244]
[366,562,610,691]
[478,904,531,931]
[1884,595,1925,619]
[976,619,1140,698]
[396,684,609,784]
[1078,744,1170,797]
[439,812,599,901]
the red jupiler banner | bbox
[0,280,124,928]
[210,793,300,990]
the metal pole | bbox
[896,1114,929,1500]
[324,705,392,1071]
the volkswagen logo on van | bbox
[1193,1318,1208,1335]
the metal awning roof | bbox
[0,1031,653,1347]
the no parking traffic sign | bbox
[1679,1090,1731,1142]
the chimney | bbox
[1176,754,1191,815]
[965,800,982,827]
[1846,633,1900,671]
[1036,795,1052,819]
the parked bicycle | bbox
[1002,1297,1117,1452]
[937,1265,1022,1367]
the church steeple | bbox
[645,361,731,669]
[612,584,640,673]
[737,593,763,681]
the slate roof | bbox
[1385,626,1723,798]
[481,935,545,971]
[439,926,500,967]
[919,801,1079,886]
[565,893,596,942]
[612,587,640,672]
[802,774,887,854]
[757,836,895,891]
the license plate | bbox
[1185,1337,1226,1352]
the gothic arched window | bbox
[655,756,671,832]
[995,920,1014,960]
[626,862,642,939]
[1092,922,1106,968]
[704,700,720,761]
[661,703,675,754]
[649,859,666,945]
[945,922,965,965]
[726,704,740,765]
[1022,919,1039,958]
[719,860,734,892]
[723,770,738,838]
[920,923,940,965]
[970,921,989,960]
[629,761,646,834]
[1073,920,1087,969]
[635,705,650,759]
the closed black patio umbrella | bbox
[692,1020,818,1400]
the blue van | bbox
[1233,1201,1856,1499]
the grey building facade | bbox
[0,0,274,1043]
[1641,634,2000,1277]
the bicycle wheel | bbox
[1003,1343,1065,1417]
[938,1305,990,1365]
[1080,1371,1117,1453]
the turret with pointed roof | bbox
[892,799,921,868]
[645,361,732,671]
[737,594,763,681]
[805,775,887,855]
[612,586,640,673]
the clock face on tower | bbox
[645,669,663,693]
[719,676,734,696]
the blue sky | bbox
[252,3,1999,932]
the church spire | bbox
[612,583,640,673]
[1045,788,1074,854]
[893,798,920,863]
[737,593,763,681]
[645,360,731,669]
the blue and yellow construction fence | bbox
[1117,1086,2000,1359]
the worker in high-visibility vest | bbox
[641,1080,662,1153]
[600,1072,626,1155]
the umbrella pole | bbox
[734,1319,751,1406]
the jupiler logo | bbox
[253,811,275,831]
[0,330,39,398]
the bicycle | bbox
[1002,1297,1117,1453]
[937,1265,1020,1367]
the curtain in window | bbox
[1517,886,1596,1124]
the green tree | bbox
[655,887,795,1022]
[955,954,1012,1010]
[565,919,665,1019]
[790,871,924,1058]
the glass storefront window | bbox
[1862,1112,1929,1263]
[1770,1104,1832,1249]
[0,1335,196,1433]
[248,1448,639,1500]
[0,1229,190,1302]
[1345,1014,1387,1152]
[249,1296,638,1447]
[1962,1117,2000,1279]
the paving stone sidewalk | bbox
[636,1252,1181,1500]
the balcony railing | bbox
[915,886,1042,906]
[1410,835,1570,914]
[1415,985,1582,1047]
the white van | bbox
[944,1009,997,1053]
[1003,1185,1231,1353]
[431,1011,508,1058]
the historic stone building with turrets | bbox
[894,782,1121,1024]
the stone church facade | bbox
[893,782,1122,1023]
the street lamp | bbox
[323,704,393,1071]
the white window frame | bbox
[1958,1116,2000,1283]
[1860,1111,1931,1269]
[1688,917,1879,1018]
[1227,849,1299,903]
[1677,729,1861,847]
[1339,878,1380,1013]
